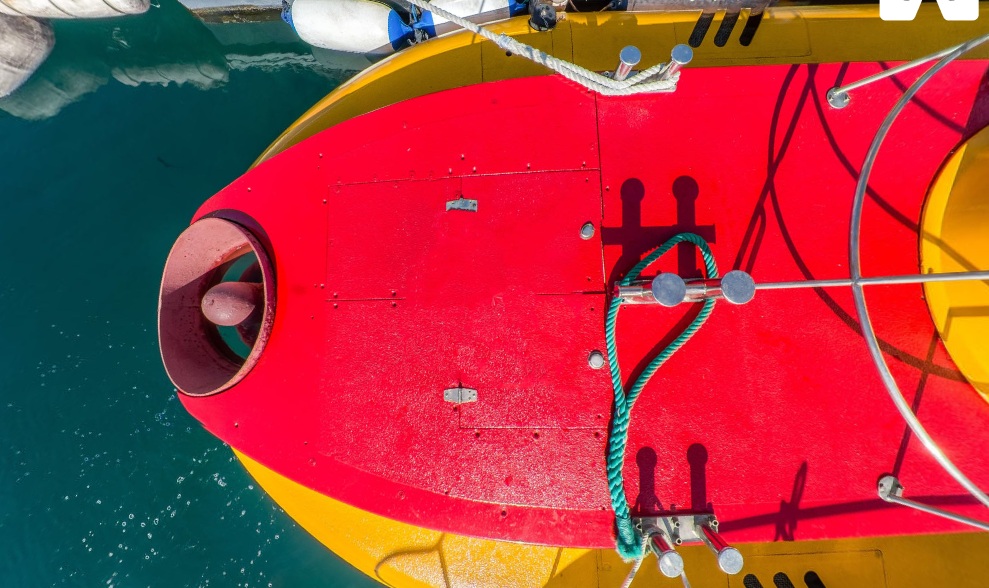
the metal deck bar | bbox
[755,270,989,291]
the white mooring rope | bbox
[404,0,680,95]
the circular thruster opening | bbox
[921,125,989,401]
[158,217,275,396]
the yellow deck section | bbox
[921,125,989,400]
[237,450,989,587]
[258,4,989,162]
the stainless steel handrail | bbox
[847,32,989,523]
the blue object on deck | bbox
[388,9,416,50]
[414,9,437,40]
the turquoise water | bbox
[0,4,377,586]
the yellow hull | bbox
[239,450,989,587]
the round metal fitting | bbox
[651,273,687,307]
[580,222,595,240]
[877,474,902,501]
[827,88,850,109]
[588,350,606,369]
[721,270,756,305]
[717,546,744,575]
[658,550,685,578]
[671,44,693,66]
[620,45,642,67]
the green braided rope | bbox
[605,233,719,560]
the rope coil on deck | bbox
[604,233,718,559]
[404,0,680,95]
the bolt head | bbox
[580,222,595,240]
[588,351,606,369]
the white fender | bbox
[291,0,398,54]
[290,0,520,55]
[0,13,53,98]
[0,0,148,19]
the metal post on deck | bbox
[698,522,744,575]
[661,44,694,80]
[646,529,685,578]
[614,45,641,81]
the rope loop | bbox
[604,233,718,559]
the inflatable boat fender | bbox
[0,13,53,98]
[291,0,526,55]
[291,0,405,54]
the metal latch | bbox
[443,387,477,403]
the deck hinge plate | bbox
[443,387,478,403]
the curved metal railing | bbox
[846,32,989,525]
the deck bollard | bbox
[647,530,685,578]
[614,45,641,81]
[661,44,693,80]
[698,522,744,575]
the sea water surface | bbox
[0,4,377,586]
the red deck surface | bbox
[180,62,989,548]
